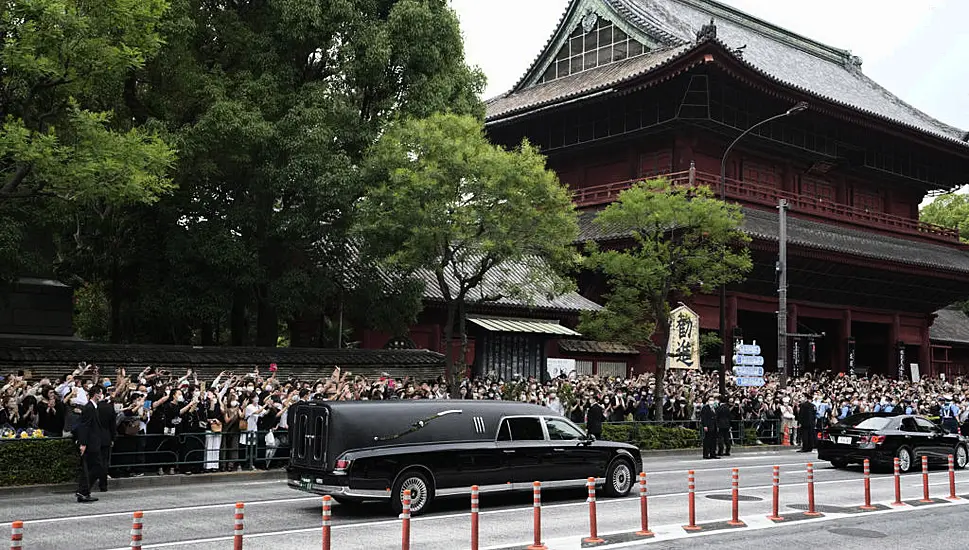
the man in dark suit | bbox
[797,394,817,453]
[716,398,732,456]
[95,388,117,492]
[75,385,105,502]
[586,396,605,440]
[700,396,719,459]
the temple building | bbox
[475,0,969,379]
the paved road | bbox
[2,449,967,549]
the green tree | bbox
[921,193,969,243]
[578,179,751,420]
[57,0,484,345]
[0,0,174,204]
[356,113,578,395]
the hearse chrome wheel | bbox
[956,445,968,469]
[605,458,634,497]
[397,473,431,515]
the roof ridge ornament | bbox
[845,54,863,73]
[696,18,717,42]
[582,11,598,33]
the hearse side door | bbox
[543,416,608,481]
[432,415,508,490]
[497,416,556,486]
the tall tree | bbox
[578,179,751,420]
[60,0,485,344]
[920,194,969,243]
[356,113,578,395]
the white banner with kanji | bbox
[666,305,700,370]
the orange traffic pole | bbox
[234,502,244,550]
[948,454,959,500]
[767,465,783,520]
[526,482,547,550]
[130,511,144,550]
[921,455,932,503]
[684,470,700,531]
[10,521,23,550]
[892,458,904,506]
[470,486,480,550]
[322,496,332,550]
[805,463,822,516]
[728,468,743,526]
[860,459,876,510]
[636,472,654,537]
[583,478,604,543]
[400,489,411,550]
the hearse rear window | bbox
[497,417,545,441]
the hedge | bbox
[599,423,699,450]
[0,438,78,487]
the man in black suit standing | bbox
[797,394,817,453]
[95,386,117,492]
[716,397,732,457]
[586,396,605,440]
[75,385,105,502]
[700,395,719,459]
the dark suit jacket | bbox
[797,401,817,427]
[75,402,105,450]
[716,404,732,429]
[700,404,717,430]
[586,403,605,434]
[96,401,117,447]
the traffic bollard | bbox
[805,463,821,516]
[234,502,244,550]
[131,511,144,549]
[400,489,411,550]
[892,458,904,506]
[10,521,23,550]
[636,472,654,537]
[470,485,480,550]
[767,465,783,520]
[583,478,604,543]
[322,496,332,550]
[728,468,743,526]
[684,470,700,531]
[948,455,959,500]
[860,459,876,510]
[921,455,932,503]
[526,482,547,550]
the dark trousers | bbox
[96,446,111,490]
[77,450,102,496]
[800,423,816,451]
[717,426,732,455]
[702,427,717,457]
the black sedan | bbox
[818,413,969,473]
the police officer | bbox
[700,395,719,459]
[940,396,960,434]
[74,385,105,503]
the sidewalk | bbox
[641,444,790,459]
[0,468,287,497]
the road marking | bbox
[646,461,815,475]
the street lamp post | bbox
[717,101,809,397]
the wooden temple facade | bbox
[472,0,969,378]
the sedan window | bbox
[841,415,893,430]
[900,417,920,433]
[497,417,545,441]
[914,418,939,433]
[545,418,584,440]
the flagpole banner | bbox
[667,305,700,370]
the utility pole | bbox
[778,199,789,389]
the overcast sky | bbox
[450,0,969,132]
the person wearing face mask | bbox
[203,391,223,473]
[93,388,117,492]
[716,396,732,457]
[700,395,719,459]
[38,387,65,436]
[242,393,268,470]
[221,394,242,472]
[74,385,105,503]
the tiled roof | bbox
[558,339,640,354]
[576,206,969,274]
[930,307,969,345]
[416,255,602,313]
[467,316,581,336]
[487,0,966,145]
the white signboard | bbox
[547,358,576,378]
[735,377,766,387]
[733,366,765,377]
[666,305,700,370]
[733,354,765,366]
[736,344,762,355]
[910,363,921,384]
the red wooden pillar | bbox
[890,314,901,379]
[920,319,933,378]
[839,309,852,374]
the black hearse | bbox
[287,400,642,515]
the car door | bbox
[496,416,549,487]
[898,417,927,459]
[915,417,948,459]
[543,416,606,482]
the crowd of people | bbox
[3,363,969,492]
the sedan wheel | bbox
[604,458,634,497]
[956,445,968,469]
[392,471,433,516]
[896,447,913,473]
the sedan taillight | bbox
[870,435,886,445]
[334,458,352,471]
[818,431,830,441]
